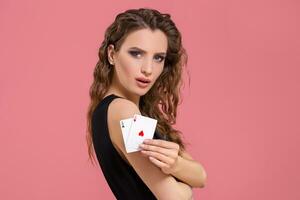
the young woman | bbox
[86,8,207,200]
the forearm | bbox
[171,156,207,188]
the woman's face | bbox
[107,28,168,97]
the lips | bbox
[135,77,151,88]
[135,77,151,83]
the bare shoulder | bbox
[108,97,140,119]
[106,97,185,200]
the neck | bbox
[108,71,142,108]
[107,86,140,109]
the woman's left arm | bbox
[171,151,207,188]
[139,139,207,188]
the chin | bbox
[135,89,149,96]
[137,91,147,96]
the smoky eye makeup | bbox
[128,50,166,62]
[128,50,141,57]
[154,55,166,62]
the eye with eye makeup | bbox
[155,55,166,62]
[128,50,165,63]
[128,50,141,58]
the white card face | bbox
[126,114,157,153]
[119,117,133,152]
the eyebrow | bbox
[128,46,167,56]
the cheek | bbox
[155,65,164,78]
[149,67,163,85]
[118,56,138,77]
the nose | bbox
[141,58,153,76]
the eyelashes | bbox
[128,50,165,63]
[128,51,140,57]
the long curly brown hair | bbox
[86,8,190,165]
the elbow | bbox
[199,182,206,188]
[199,170,207,188]
[194,170,207,188]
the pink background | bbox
[1,0,299,199]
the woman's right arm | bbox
[107,98,193,200]
[177,181,193,200]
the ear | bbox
[107,44,115,65]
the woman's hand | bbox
[139,139,180,174]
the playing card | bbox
[126,114,157,153]
[119,117,133,152]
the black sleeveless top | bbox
[91,94,170,200]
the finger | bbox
[148,156,169,169]
[143,139,179,150]
[140,144,176,158]
[141,150,174,166]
